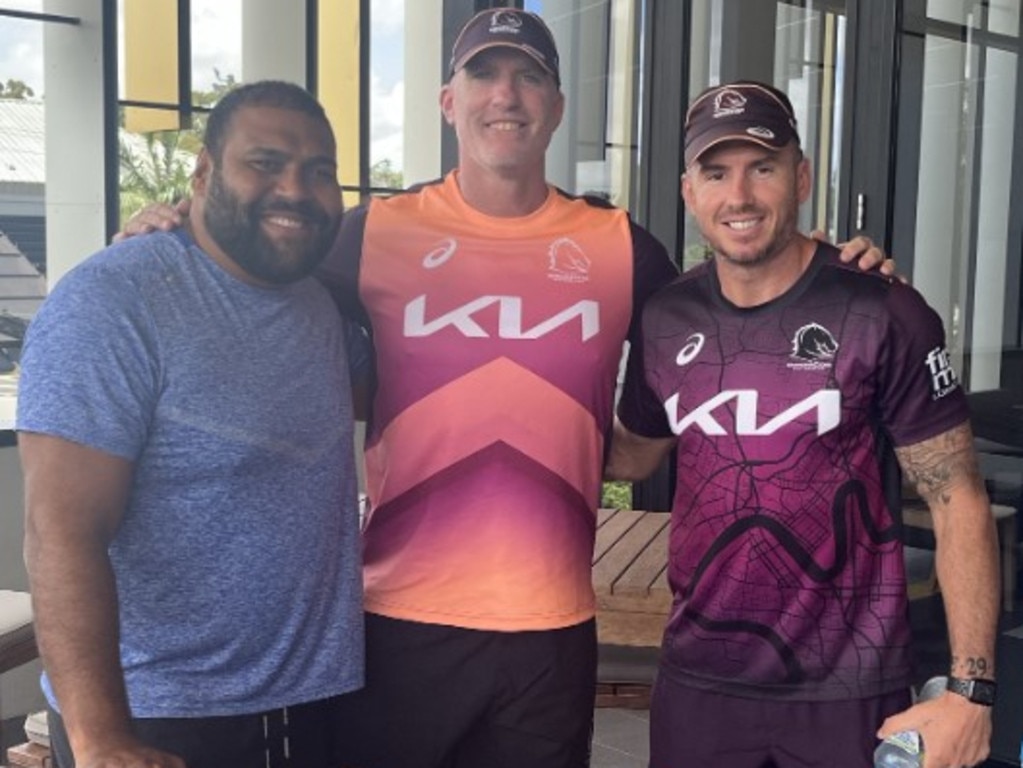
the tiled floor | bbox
[593,707,649,768]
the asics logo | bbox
[423,238,458,269]
[676,334,705,366]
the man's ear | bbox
[681,172,694,212]
[796,155,812,205]
[439,84,456,126]
[192,149,212,195]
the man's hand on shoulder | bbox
[112,199,191,243]
[810,229,903,280]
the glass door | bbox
[893,0,1022,392]
[683,0,850,269]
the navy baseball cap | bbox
[449,9,561,85]
[684,81,801,167]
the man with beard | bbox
[17,81,367,768]
[118,16,894,767]
[608,80,999,768]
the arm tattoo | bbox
[951,654,991,678]
[894,422,984,507]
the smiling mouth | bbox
[488,121,525,131]
[725,219,760,231]
[263,213,318,234]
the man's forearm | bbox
[605,420,675,481]
[933,495,1000,678]
[895,423,999,678]
[26,528,136,758]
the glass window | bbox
[119,0,240,227]
[900,25,1019,392]
[0,9,47,429]
[990,2,1021,36]
[191,0,242,94]
[927,0,984,28]
[0,0,43,11]
[684,1,847,270]
[370,0,405,192]
[530,0,646,212]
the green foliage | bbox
[601,481,632,510]
[370,158,403,191]
[118,130,195,228]
[186,69,239,148]
[118,72,238,227]
[0,79,34,100]
[680,241,713,272]
[117,72,407,222]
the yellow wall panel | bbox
[124,0,182,133]
[318,0,362,208]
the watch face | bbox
[970,679,998,705]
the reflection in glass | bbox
[927,0,983,28]
[683,1,846,271]
[907,23,1018,392]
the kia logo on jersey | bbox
[404,295,601,341]
[664,389,841,437]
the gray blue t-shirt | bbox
[18,230,366,717]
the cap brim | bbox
[685,123,793,167]
[451,42,558,81]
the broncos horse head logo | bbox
[792,323,838,362]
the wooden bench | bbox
[592,508,672,648]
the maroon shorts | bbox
[650,673,911,768]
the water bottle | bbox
[873,676,947,767]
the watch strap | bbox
[946,676,997,706]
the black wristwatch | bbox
[946,676,997,706]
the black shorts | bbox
[335,613,598,768]
[49,695,349,768]
[649,673,912,768]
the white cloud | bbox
[0,22,44,95]
[370,73,404,170]
[190,0,242,90]
[371,0,405,36]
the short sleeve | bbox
[876,282,970,446]
[17,260,161,460]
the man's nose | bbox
[724,173,755,204]
[275,165,310,198]
[489,73,521,105]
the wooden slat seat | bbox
[592,509,672,647]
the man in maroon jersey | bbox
[608,80,999,768]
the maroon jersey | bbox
[618,244,969,700]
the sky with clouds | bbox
[0,0,406,169]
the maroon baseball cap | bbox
[449,9,561,85]
[684,81,801,167]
